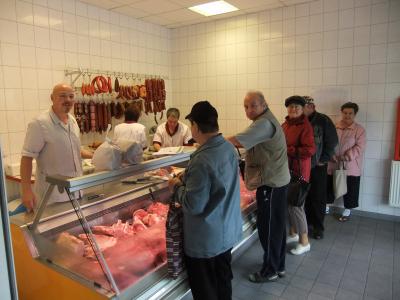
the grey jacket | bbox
[238,109,290,189]
[173,134,242,258]
[308,111,338,168]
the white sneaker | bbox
[342,209,351,217]
[325,206,330,214]
[286,234,299,244]
[290,243,311,255]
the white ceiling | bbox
[80,0,316,28]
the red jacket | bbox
[282,114,316,182]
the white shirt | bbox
[153,121,192,148]
[22,109,83,203]
[113,122,147,149]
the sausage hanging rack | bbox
[66,68,167,130]
[64,68,169,88]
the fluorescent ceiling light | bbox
[189,1,239,17]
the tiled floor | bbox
[230,214,400,300]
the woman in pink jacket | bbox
[327,102,366,221]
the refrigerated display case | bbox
[10,149,257,300]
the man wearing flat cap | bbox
[303,96,338,239]
[169,101,242,300]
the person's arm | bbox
[344,125,366,161]
[20,156,36,212]
[182,125,192,145]
[153,142,161,151]
[230,119,276,150]
[20,120,45,212]
[152,126,163,150]
[170,160,212,215]
[226,136,243,148]
[319,116,339,163]
[81,148,93,159]
[113,126,120,141]
[140,128,147,150]
[296,122,316,158]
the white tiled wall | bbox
[170,0,400,216]
[0,0,399,216]
[0,0,171,166]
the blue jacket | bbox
[173,134,242,258]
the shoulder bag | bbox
[333,160,347,200]
[287,155,311,207]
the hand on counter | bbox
[176,171,184,180]
[21,188,36,213]
[81,148,94,159]
[168,177,183,193]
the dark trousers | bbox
[305,164,328,232]
[184,248,233,300]
[327,175,360,209]
[256,184,288,275]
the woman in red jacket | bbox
[282,96,316,255]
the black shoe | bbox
[313,230,324,240]
[277,270,286,278]
[248,271,278,283]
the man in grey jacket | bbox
[228,91,290,283]
[303,96,338,239]
[169,101,242,300]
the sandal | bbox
[338,216,349,222]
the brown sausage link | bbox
[114,78,120,93]
[84,102,90,133]
[110,101,115,117]
[99,102,104,132]
[152,79,157,113]
[95,102,99,132]
[107,103,112,128]
[103,102,108,129]
[89,100,96,132]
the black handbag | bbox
[236,147,245,180]
[287,157,310,207]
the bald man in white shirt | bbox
[20,83,92,212]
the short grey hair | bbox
[246,90,267,106]
[166,107,180,119]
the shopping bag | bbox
[166,201,184,279]
[114,138,143,165]
[92,125,122,171]
[333,161,347,200]
[287,171,310,207]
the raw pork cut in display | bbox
[239,175,256,209]
[56,232,85,257]
[55,202,169,291]
[55,181,254,291]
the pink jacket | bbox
[327,121,366,176]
